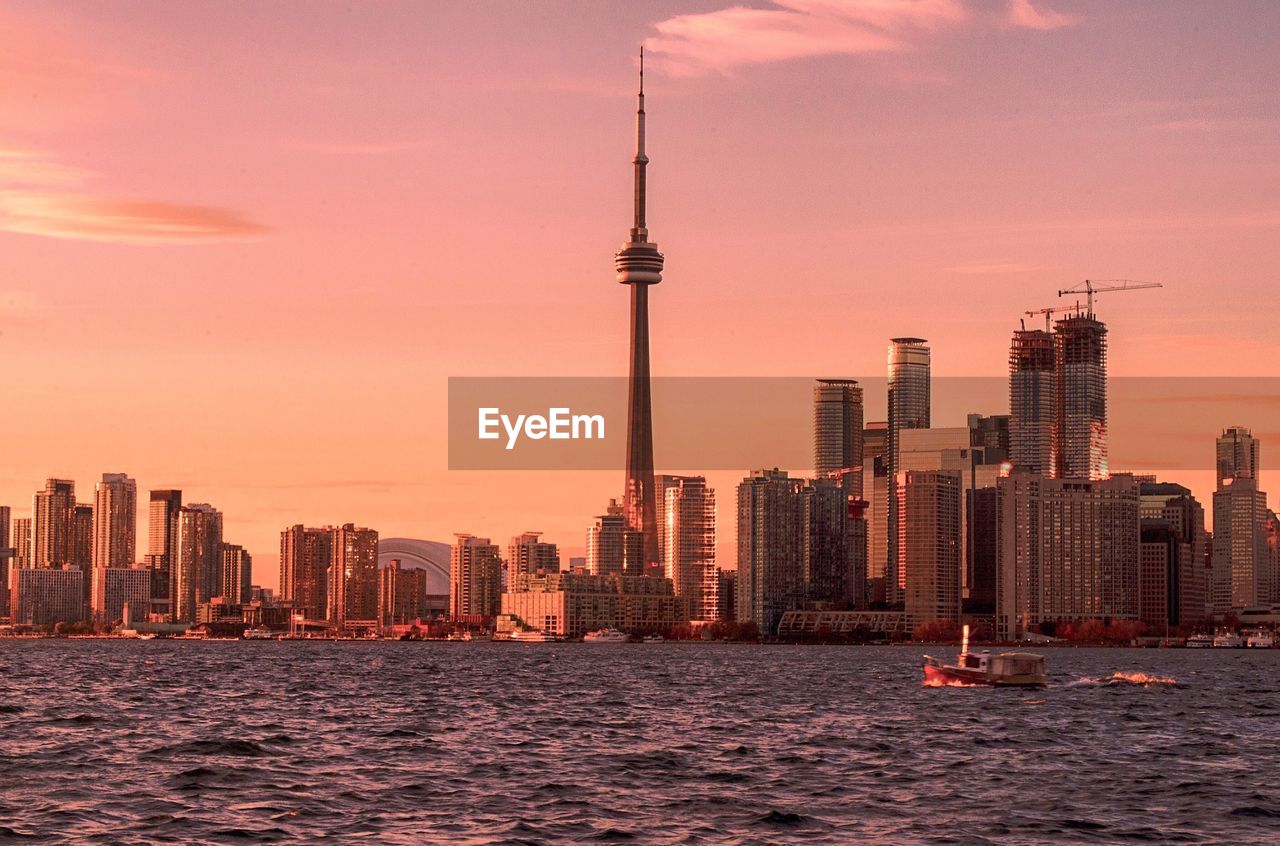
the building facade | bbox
[279,525,332,621]
[506,532,560,587]
[92,473,137,570]
[32,479,76,569]
[900,470,962,625]
[886,338,931,606]
[814,378,864,496]
[172,503,223,623]
[736,469,804,634]
[503,571,681,638]
[663,475,718,622]
[450,534,502,619]
[91,566,152,625]
[10,567,83,626]
[329,524,379,627]
[586,499,645,577]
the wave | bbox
[1068,671,1178,688]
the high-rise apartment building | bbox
[147,490,182,603]
[1009,328,1057,475]
[92,473,137,570]
[1216,426,1259,484]
[1213,477,1269,611]
[1054,315,1108,480]
[10,567,83,626]
[506,532,560,587]
[587,499,644,578]
[329,524,379,627]
[378,558,430,628]
[886,338,931,606]
[1138,522,1194,631]
[450,534,502,619]
[799,477,857,609]
[814,379,864,496]
[996,473,1140,639]
[279,525,332,621]
[0,505,9,619]
[12,517,31,569]
[736,469,804,634]
[91,566,152,625]
[221,543,252,605]
[172,503,223,623]
[663,475,717,622]
[900,470,963,626]
[862,422,889,604]
[1139,480,1207,625]
[32,479,76,569]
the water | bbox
[0,642,1276,844]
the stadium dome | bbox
[378,537,450,596]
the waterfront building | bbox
[12,517,31,569]
[506,532,560,587]
[663,475,717,622]
[736,469,804,634]
[1054,314,1108,480]
[800,477,858,609]
[279,525,332,621]
[899,470,962,624]
[996,473,1140,639]
[1213,476,1270,611]
[147,489,182,602]
[814,379,864,496]
[73,504,93,571]
[717,568,736,622]
[887,337,931,606]
[450,534,502,619]
[863,422,889,604]
[1139,480,1207,625]
[587,499,644,577]
[1009,328,1057,476]
[502,571,681,638]
[0,505,9,619]
[329,524,379,627]
[91,565,152,625]
[32,479,76,568]
[221,543,252,605]
[10,566,83,626]
[1138,522,1193,631]
[378,558,430,627]
[92,473,137,570]
[173,503,223,624]
[615,53,664,569]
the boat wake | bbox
[1068,671,1178,688]
[921,677,981,688]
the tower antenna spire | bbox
[632,45,648,239]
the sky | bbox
[1,1,1277,584]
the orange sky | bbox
[2,1,1277,584]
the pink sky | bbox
[1,1,1277,584]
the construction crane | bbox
[1057,279,1162,318]
[1023,302,1084,331]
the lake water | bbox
[0,641,1276,844]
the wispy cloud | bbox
[645,0,1079,75]
[1005,0,1078,31]
[945,261,1048,274]
[0,148,267,245]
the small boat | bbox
[1245,630,1275,649]
[1212,632,1244,648]
[242,627,276,640]
[922,625,1046,687]
[1185,633,1213,648]
[509,629,558,643]
[642,634,665,643]
[446,631,474,642]
[583,628,629,643]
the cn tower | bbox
[614,48,663,568]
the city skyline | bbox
[2,1,1279,583]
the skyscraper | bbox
[1213,477,1269,611]
[587,499,645,577]
[1054,314,1108,480]
[12,517,31,569]
[614,51,664,569]
[280,524,332,621]
[863,422,889,604]
[1140,480,1207,625]
[799,477,859,609]
[147,490,182,602]
[378,559,430,628]
[1217,426,1259,484]
[0,506,9,619]
[93,473,137,570]
[450,534,503,619]
[1009,328,1056,475]
[663,475,717,623]
[32,479,76,568]
[813,379,864,496]
[736,469,804,634]
[886,338,930,606]
[172,503,223,623]
[221,543,252,605]
[329,524,379,627]
[900,470,963,626]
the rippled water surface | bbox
[1,642,1277,844]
